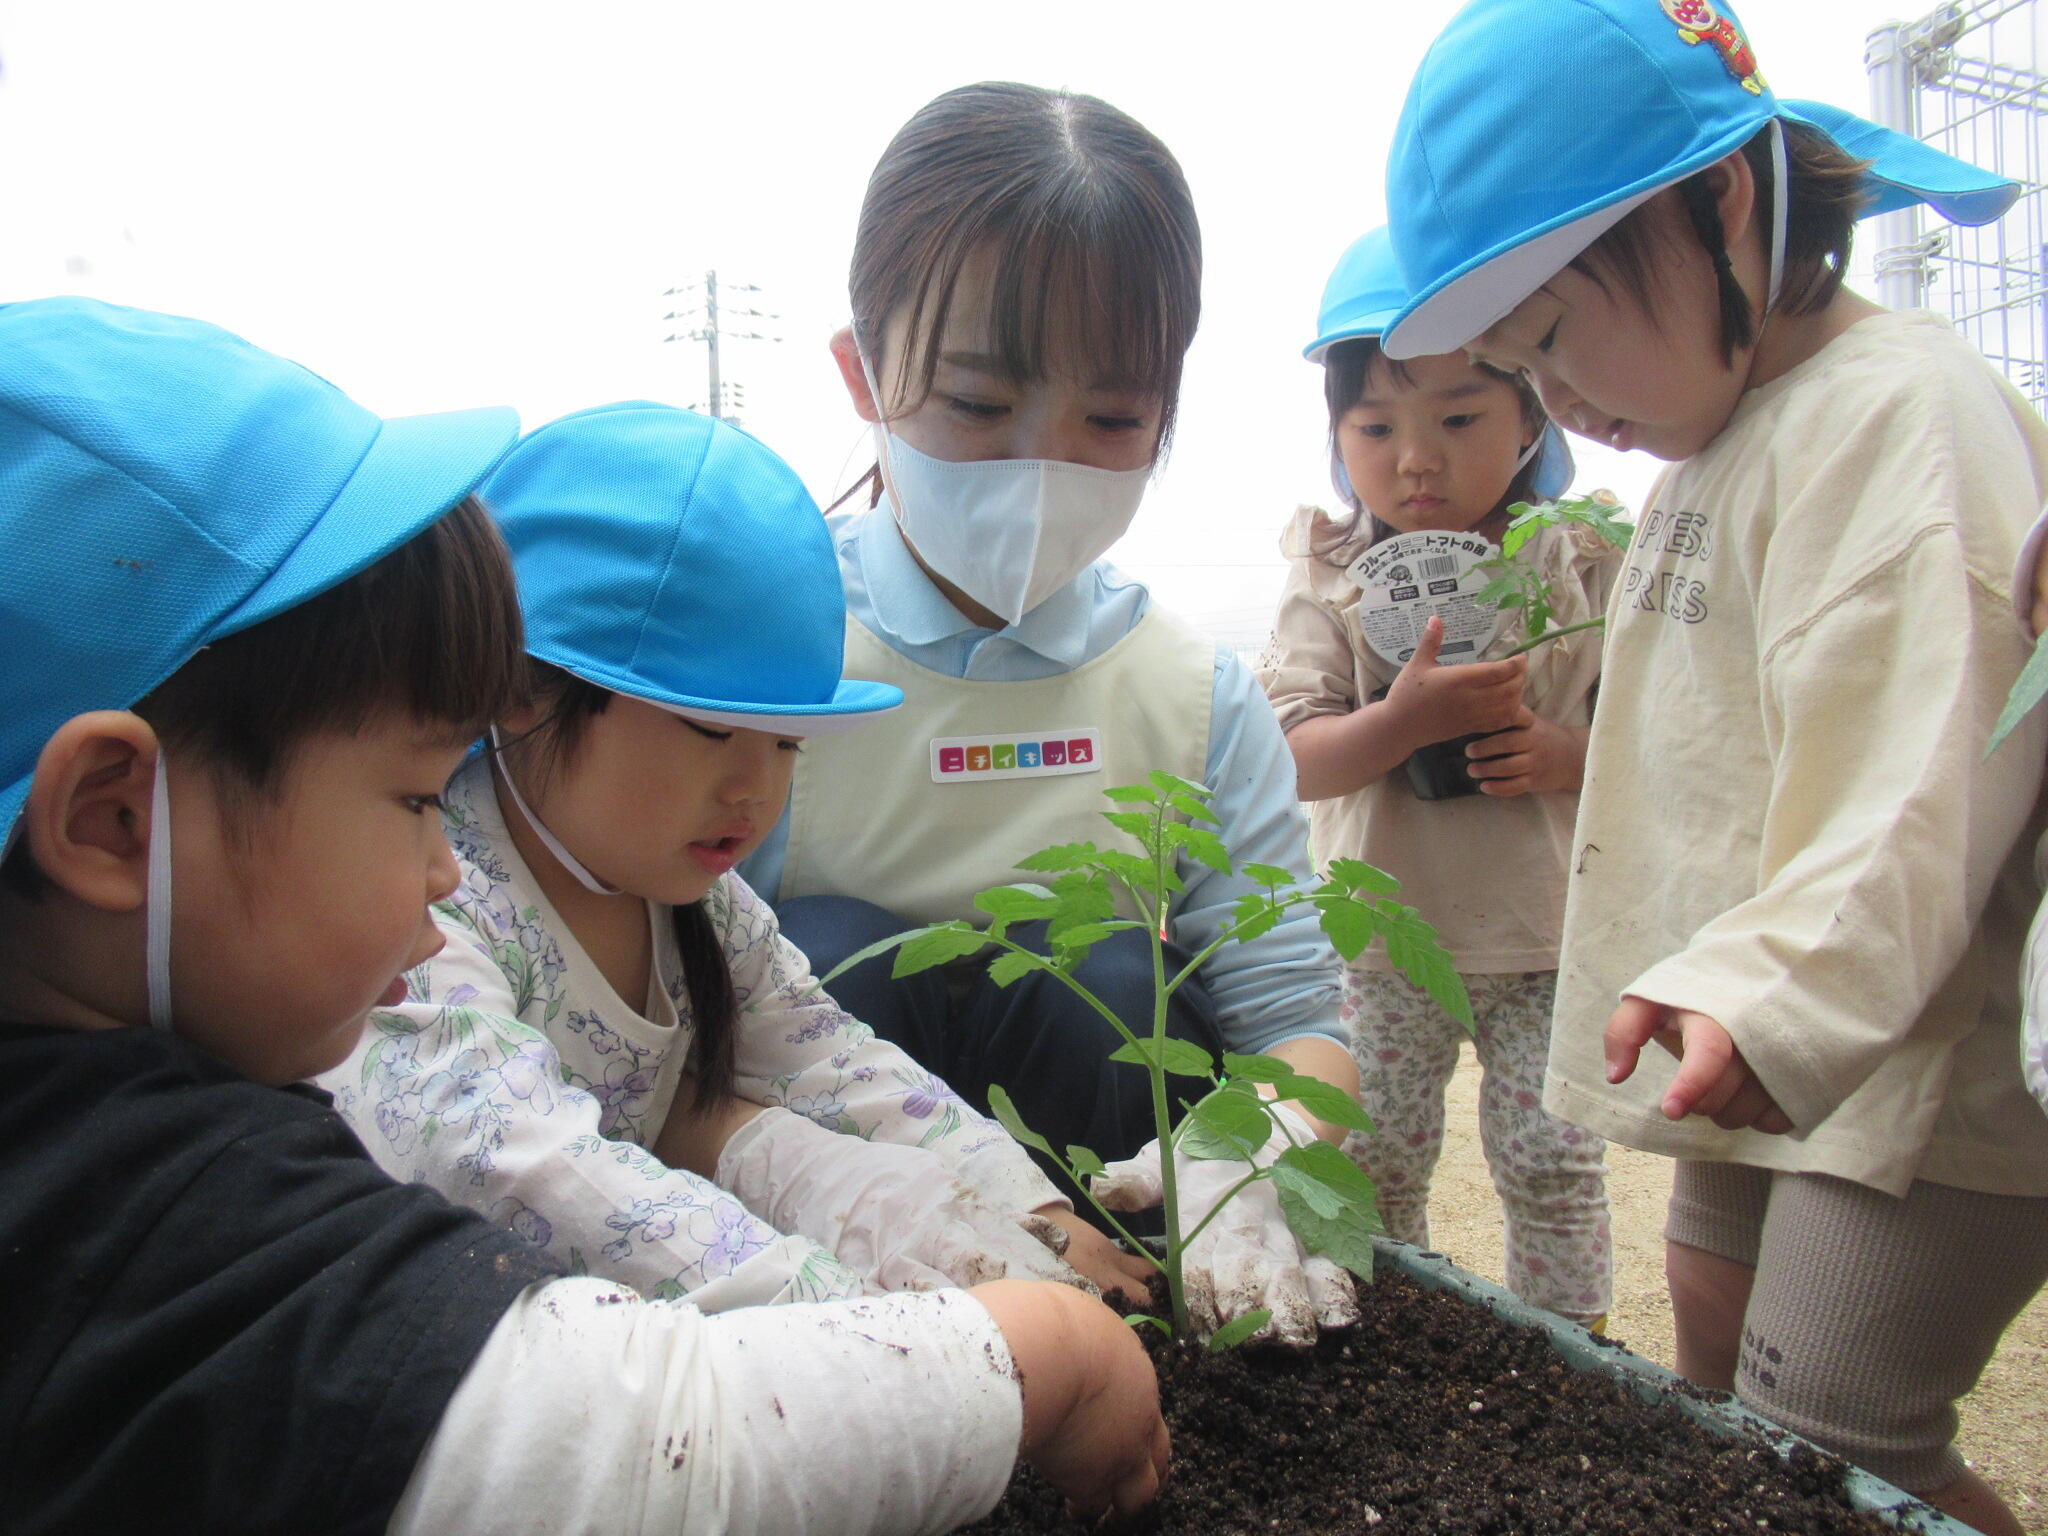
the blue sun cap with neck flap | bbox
[1381,0,2021,360]
[482,401,902,736]
[0,296,519,854]
[1308,225,1576,502]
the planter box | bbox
[1374,1236,1972,1535]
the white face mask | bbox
[859,353,1150,627]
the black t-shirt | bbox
[0,1022,560,1535]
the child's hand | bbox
[1465,709,1588,796]
[1031,1204,1157,1295]
[1382,615,1529,749]
[1604,996,1794,1134]
[971,1279,1171,1523]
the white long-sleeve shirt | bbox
[323,756,1061,1304]
[391,1282,1022,1536]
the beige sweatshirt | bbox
[1260,508,1621,973]
[1547,311,2048,1198]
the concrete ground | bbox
[1421,1050,2048,1533]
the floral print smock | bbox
[322,757,1057,1305]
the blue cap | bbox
[482,402,902,735]
[0,297,519,847]
[1309,226,1576,501]
[1383,0,2021,358]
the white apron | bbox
[780,607,1216,928]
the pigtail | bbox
[674,902,739,1111]
[1677,173,1756,365]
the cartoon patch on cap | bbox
[1660,0,1766,94]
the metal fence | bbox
[1868,0,2048,407]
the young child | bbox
[739,81,1358,1345]
[0,298,1167,1533]
[325,399,1148,1303]
[1381,2,2048,1529]
[1260,225,1615,1328]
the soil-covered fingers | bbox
[1041,1210,1155,1294]
[1304,1255,1360,1330]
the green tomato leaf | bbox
[1325,857,1400,897]
[819,924,945,986]
[1148,769,1211,799]
[987,949,1048,988]
[1016,840,1103,873]
[1377,901,1475,1033]
[1108,1036,1216,1079]
[1206,1308,1273,1352]
[973,883,1062,922]
[1272,1140,1381,1282]
[1989,627,2048,755]
[1166,790,1219,825]
[1101,809,1157,843]
[1219,1051,1295,1084]
[1241,862,1294,889]
[1315,895,1379,963]
[1232,891,1282,943]
[1098,849,1160,896]
[1177,1080,1272,1160]
[892,921,992,977]
[1067,1144,1108,1179]
[986,1084,1053,1156]
[1046,872,1115,936]
[1053,919,1145,950]
[1103,783,1161,804]
[1268,1075,1376,1134]
[1166,823,1232,875]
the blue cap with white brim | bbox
[1382,0,2020,360]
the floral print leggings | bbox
[1341,967,1613,1323]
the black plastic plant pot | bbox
[1369,685,1494,801]
[1403,731,1488,801]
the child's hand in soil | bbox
[971,1278,1171,1523]
[1030,1204,1157,1295]
[1464,707,1589,796]
[1382,616,1529,750]
[1605,997,1794,1134]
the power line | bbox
[663,270,781,424]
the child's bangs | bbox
[138,494,526,790]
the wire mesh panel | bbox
[1869,1,2048,407]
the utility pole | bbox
[664,271,779,424]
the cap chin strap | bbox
[145,759,174,1032]
[488,726,623,896]
[1766,118,1789,312]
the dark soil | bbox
[963,1268,1901,1535]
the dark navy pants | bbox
[778,894,1227,1206]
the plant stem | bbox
[1500,616,1605,659]
[1150,796,1192,1337]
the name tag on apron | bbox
[930,728,1102,783]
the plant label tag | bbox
[1348,529,1504,668]
[931,728,1102,783]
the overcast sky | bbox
[0,0,1941,627]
